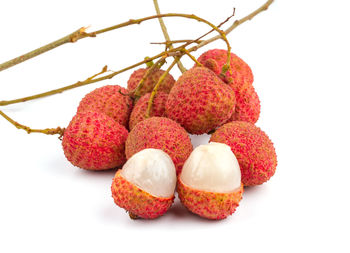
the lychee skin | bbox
[230,84,260,124]
[165,67,236,134]
[197,49,260,124]
[77,85,133,128]
[197,49,253,89]
[62,111,128,170]
[127,68,175,97]
[111,170,174,219]
[128,92,168,130]
[177,180,243,220]
[210,121,277,186]
[125,117,193,175]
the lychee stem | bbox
[181,48,203,67]
[145,57,180,118]
[0,110,65,137]
[0,13,227,73]
[0,1,274,106]
[128,212,140,220]
[153,0,187,74]
[151,39,204,45]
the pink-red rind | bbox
[165,67,236,134]
[62,111,128,170]
[77,85,133,128]
[177,179,243,220]
[210,121,277,186]
[111,170,174,219]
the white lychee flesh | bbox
[121,148,176,198]
[180,142,241,193]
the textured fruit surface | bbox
[197,49,260,123]
[210,121,277,186]
[230,84,260,123]
[177,179,243,220]
[129,92,168,130]
[197,49,253,89]
[166,67,235,134]
[77,85,133,128]
[125,117,193,175]
[111,170,174,219]
[62,111,128,170]
[127,68,175,97]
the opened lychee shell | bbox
[111,170,174,219]
[177,180,243,220]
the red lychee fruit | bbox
[77,85,133,128]
[165,67,236,134]
[125,117,193,175]
[62,111,128,170]
[210,121,277,186]
[128,92,168,130]
[111,148,176,219]
[177,142,243,220]
[127,68,175,97]
[197,49,260,123]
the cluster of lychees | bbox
[61,49,277,220]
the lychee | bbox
[127,68,175,97]
[77,85,133,128]
[111,148,176,219]
[177,142,243,220]
[128,92,168,130]
[210,121,277,186]
[165,67,236,134]
[62,111,128,170]
[197,49,260,123]
[125,117,193,175]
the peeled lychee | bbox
[210,121,277,186]
[125,117,193,175]
[111,148,176,219]
[197,49,260,123]
[128,92,168,130]
[165,67,236,134]
[127,68,175,97]
[62,111,128,170]
[77,85,133,128]
[177,142,243,220]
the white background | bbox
[0,0,349,252]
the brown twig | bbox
[0,1,273,107]
[153,0,187,73]
[0,13,229,73]
[0,110,65,137]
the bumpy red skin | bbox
[165,67,236,134]
[77,85,133,128]
[62,111,128,170]
[125,117,193,175]
[197,49,260,123]
[127,68,175,97]
[210,121,277,186]
[129,92,168,130]
[111,170,174,219]
[177,180,243,220]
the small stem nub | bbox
[0,110,65,137]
